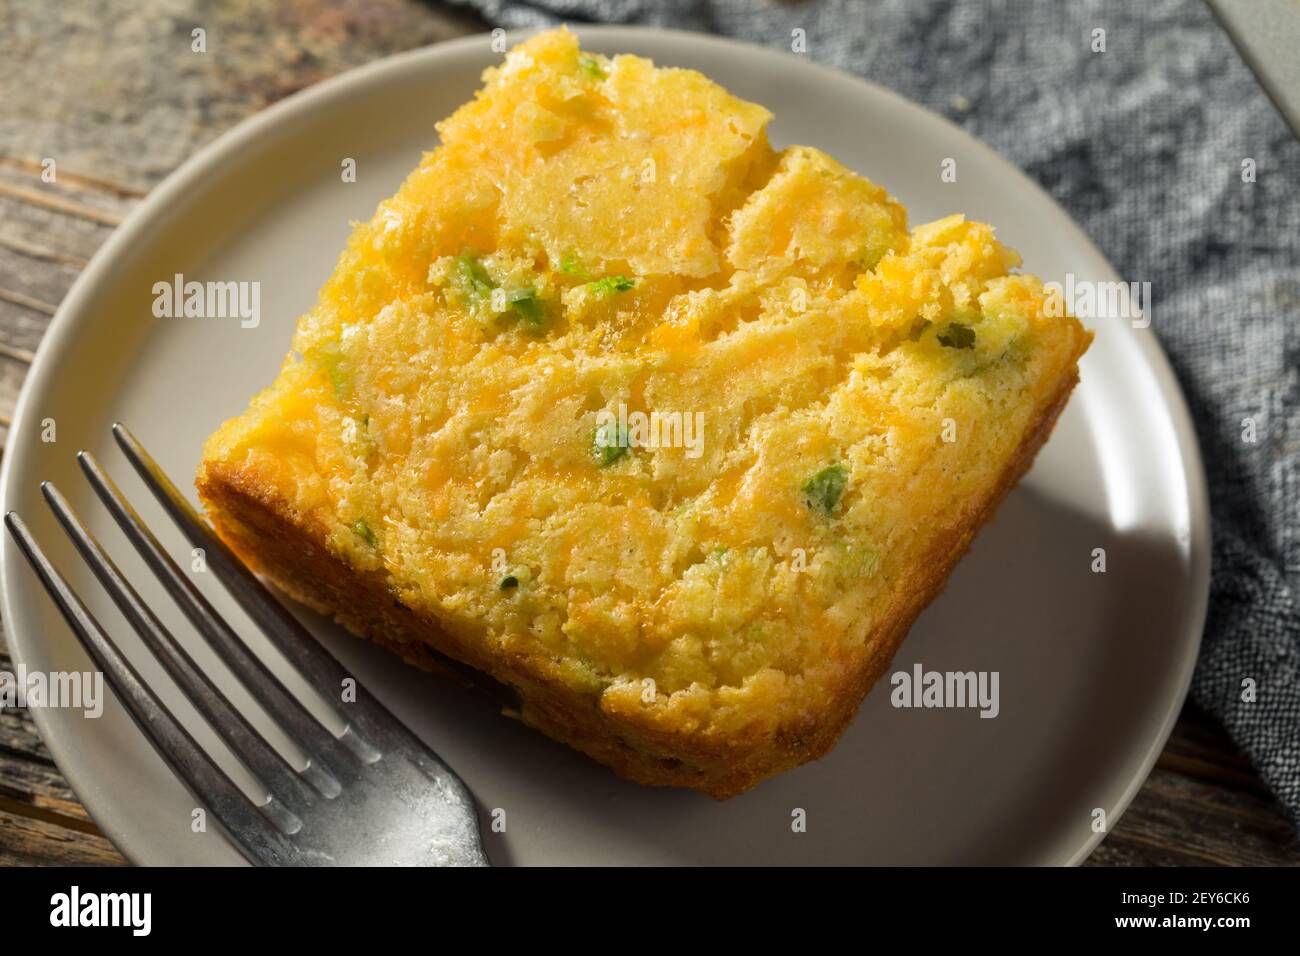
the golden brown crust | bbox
[196,367,1080,799]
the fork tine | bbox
[77,450,366,780]
[4,511,300,865]
[41,480,338,813]
[111,423,456,778]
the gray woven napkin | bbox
[452,0,1300,826]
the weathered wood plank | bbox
[0,182,123,228]
[0,360,28,426]
[0,756,96,825]
[0,0,486,193]
[0,685,93,822]
[0,804,127,867]
[0,233,90,270]
[0,166,138,360]
[0,173,110,286]
[1088,765,1300,866]
[0,192,119,265]
[0,156,148,199]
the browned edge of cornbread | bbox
[195,366,1081,799]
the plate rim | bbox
[0,24,1211,867]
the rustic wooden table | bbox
[1,0,1297,867]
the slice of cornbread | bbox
[199,28,1091,798]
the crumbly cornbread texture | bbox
[199,28,1091,797]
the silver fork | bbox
[4,423,489,866]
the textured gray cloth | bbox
[452,0,1300,826]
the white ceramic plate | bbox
[0,27,1209,866]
